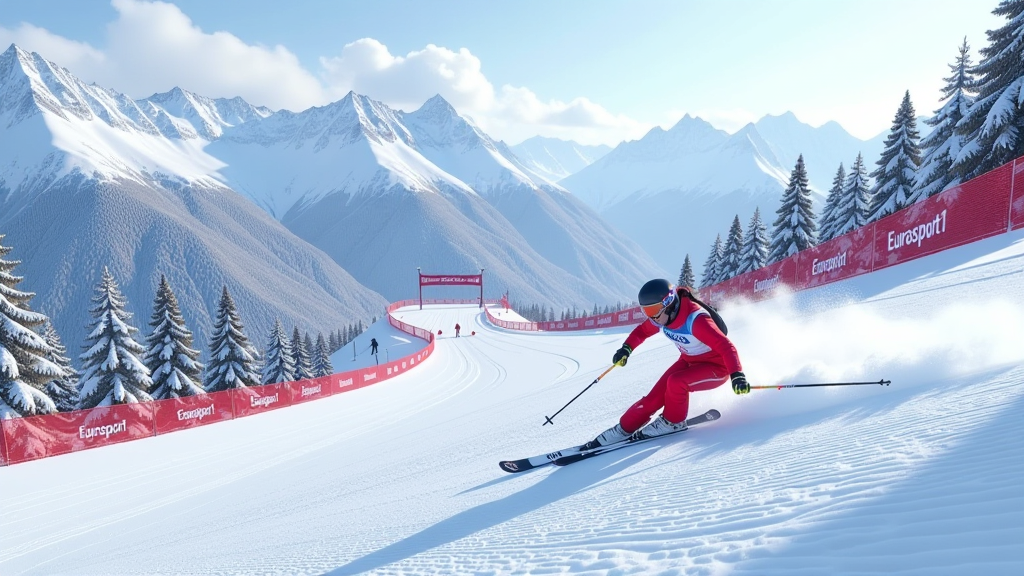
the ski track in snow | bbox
[0,232,1022,576]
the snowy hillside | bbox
[0,44,387,354]
[2,225,1020,574]
[510,136,611,182]
[210,90,664,304]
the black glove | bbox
[731,371,750,395]
[612,344,632,367]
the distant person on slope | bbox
[584,279,749,449]
[370,338,378,355]
[455,323,461,338]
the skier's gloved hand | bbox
[731,371,750,395]
[612,344,632,367]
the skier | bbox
[455,323,461,338]
[370,338,378,355]
[584,279,749,449]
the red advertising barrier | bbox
[0,297,441,467]
[872,162,1012,271]
[740,256,797,302]
[0,421,9,466]
[796,223,875,289]
[1012,159,1024,230]
[2,403,155,464]
[703,273,749,305]
[230,383,291,418]
[153,392,234,435]
[287,377,332,404]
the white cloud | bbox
[3,0,644,145]
[0,22,106,72]
[320,39,495,112]
[101,0,324,110]
[319,39,646,145]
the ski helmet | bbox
[638,279,676,318]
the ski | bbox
[499,443,590,473]
[499,434,644,474]
[499,409,720,474]
[552,409,721,466]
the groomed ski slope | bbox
[1,230,1023,576]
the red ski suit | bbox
[618,294,742,432]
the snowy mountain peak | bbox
[140,87,272,140]
[418,93,459,117]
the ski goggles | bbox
[641,290,676,318]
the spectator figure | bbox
[455,323,461,338]
[370,338,379,354]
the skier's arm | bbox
[623,319,659,351]
[691,315,743,373]
[613,319,659,366]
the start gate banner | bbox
[872,162,1012,271]
[230,383,291,418]
[796,223,875,289]
[1,403,155,464]
[1012,159,1024,230]
[153,392,235,435]
[419,274,481,286]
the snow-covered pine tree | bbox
[831,153,873,236]
[678,255,696,288]
[313,333,333,377]
[769,155,818,263]
[0,235,62,417]
[204,286,260,392]
[78,267,153,408]
[869,91,922,220]
[954,2,1024,180]
[720,215,745,280]
[737,207,770,274]
[261,319,295,385]
[818,164,847,243]
[700,234,724,288]
[291,327,313,380]
[144,275,204,399]
[41,321,79,412]
[913,39,975,201]
[304,333,315,368]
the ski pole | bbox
[750,379,891,390]
[543,364,617,426]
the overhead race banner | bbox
[418,274,482,286]
[418,271,485,309]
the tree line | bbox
[0,246,367,418]
[509,301,638,323]
[687,4,1023,287]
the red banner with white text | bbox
[153,392,234,435]
[230,383,291,418]
[287,377,333,404]
[872,162,1012,271]
[796,223,875,289]
[2,403,155,464]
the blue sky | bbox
[0,0,1002,145]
